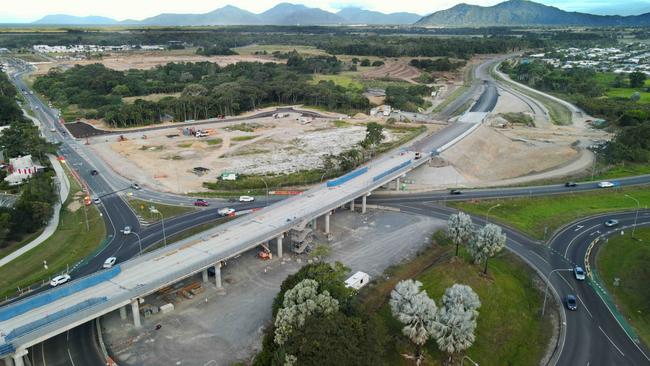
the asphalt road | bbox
[5,54,650,365]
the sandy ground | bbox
[101,209,444,365]
[362,58,421,83]
[88,114,413,193]
[31,52,279,75]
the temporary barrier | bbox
[0,266,120,322]
[0,343,15,357]
[326,167,368,188]
[6,297,108,341]
[372,160,411,182]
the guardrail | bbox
[373,160,412,182]
[326,167,368,187]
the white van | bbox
[345,271,370,290]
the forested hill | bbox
[416,0,650,27]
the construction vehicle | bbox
[258,243,272,260]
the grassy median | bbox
[126,198,195,220]
[598,228,650,347]
[0,165,106,299]
[360,241,552,366]
[451,186,650,239]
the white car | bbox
[239,195,255,202]
[103,256,117,269]
[131,183,141,190]
[217,207,236,217]
[574,266,586,281]
[50,274,71,287]
[122,226,132,235]
[92,197,101,204]
[598,181,614,188]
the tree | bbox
[630,71,647,88]
[469,224,506,274]
[389,279,438,364]
[433,284,481,363]
[447,212,474,256]
[361,122,384,149]
[274,279,339,346]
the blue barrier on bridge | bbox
[372,160,412,182]
[326,167,368,187]
[0,266,121,322]
[6,297,108,342]
[0,343,15,357]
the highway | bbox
[389,202,650,366]
[3,54,649,366]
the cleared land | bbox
[451,186,650,239]
[597,227,650,347]
[361,243,552,366]
[233,44,327,56]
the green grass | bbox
[203,169,330,192]
[206,138,223,146]
[500,112,535,126]
[226,123,260,132]
[232,44,327,56]
[595,163,650,180]
[0,166,106,299]
[312,73,363,91]
[126,198,195,220]
[607,88,650,103]
[597,228,650,347]
[362,242,551,366]
[432,85,469,113]
[333,120,354,128]
[231,135,258,142]
[451,186,650,239]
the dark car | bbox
[449,189,462,195]
[565,295,578,311]
[90,169,99,176]
[194,199,209,207]
[604,219,619,227]
[565,182,577,187]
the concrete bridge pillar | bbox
[3,357,12,366]
[395,177,401,191]
[119,305,127,320]
[361,195,367,214]
[214,262,222,289]
[312,218,317,230]
[12,349,27,366]
[350,199,355,211]
[324,212,331,234]
[202,268,209,283]
[276,236,283,258]
[131,300,141,329]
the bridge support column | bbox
[312,218,317,230]
[214,262,222,289]
[324,212,331,234]
[395,177,400,191]
[202,268,209,283]
[131,300,141,329]
[119,305,127,320]
[12,349,27,366]
[3,357,12,366]
[350,199,355,211]
[361,195,367,214]
[276,236,283,258]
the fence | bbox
[0,266,120,322]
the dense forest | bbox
[0,72,57,246]
[33,58,369,127]
[505,60,650,164]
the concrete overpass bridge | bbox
[0,91,494,366]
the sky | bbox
[1,0,649,23]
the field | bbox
[123,93,181,103]
[451,186,650,239]
[232,44,328,56]
[126,198,196,220]
[362,242,552,366]
[593,72,650,104]
[311,72,363,90]
[0,166,106,299]
[597,228,650,347]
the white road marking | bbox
[564,223,601,257]
[529,249,549,265]
[576,294,593,318]
[575,225,584,231]
[558,272,575,291]
[599,325,625,357]
[67,348,76,366]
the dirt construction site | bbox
[88,110,424,193]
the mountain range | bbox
[32,3,422,26]
[416,0,650,27]
[30,1,650,27]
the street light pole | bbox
[485,203,501,224]
[130,231,143,256]
[150,207,167,247]
[461,355,479,366]
[541,268,574,317]
[625,194,640,239]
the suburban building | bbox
[4,155,44,186]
